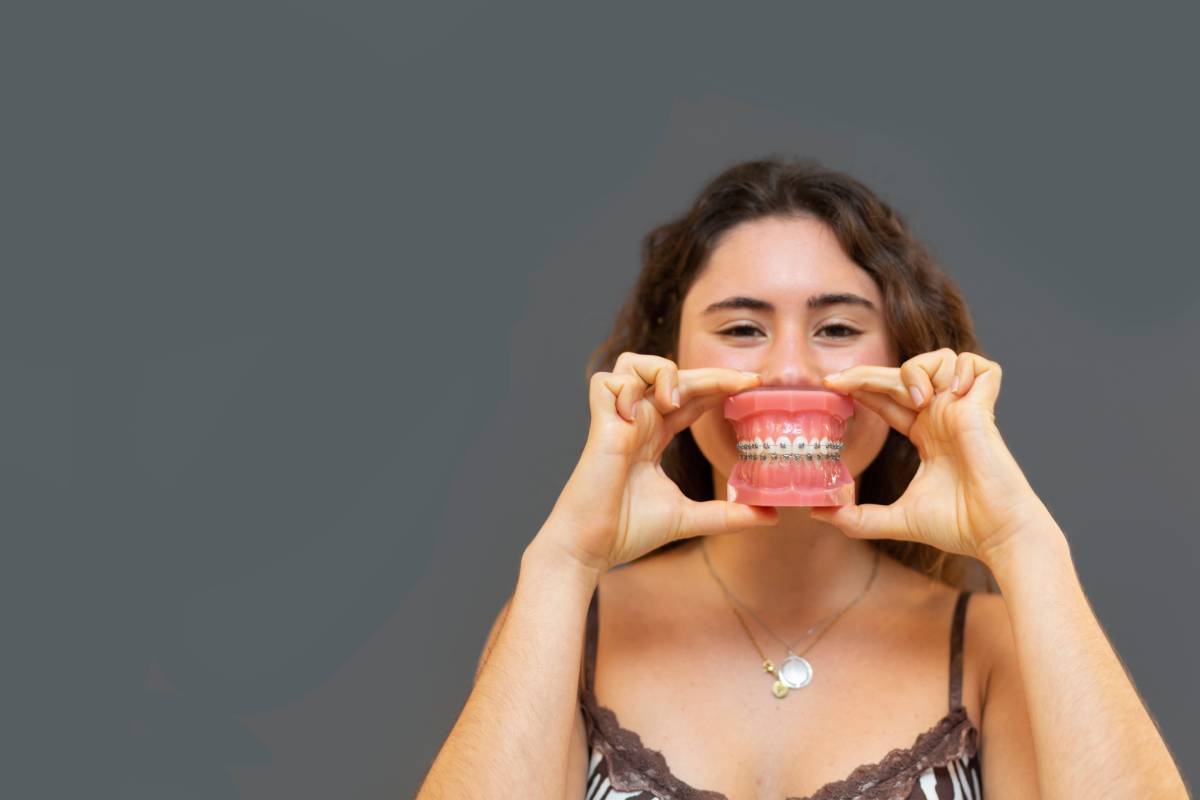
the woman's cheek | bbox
[843,398,890,478]
[690,407,738,476]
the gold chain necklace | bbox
[700,539,880,699]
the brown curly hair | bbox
[585,155,996,592]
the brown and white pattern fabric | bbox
[579,586,984,800]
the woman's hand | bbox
[810,348,1050,563]
[536,353,778,576]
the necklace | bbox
[700,538,880,699]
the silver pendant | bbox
[779,652,813,689]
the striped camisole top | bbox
[579,585,984,800]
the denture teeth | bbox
[777,436,791,453]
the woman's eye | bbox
[818,324,861,338]
[718,324,862,339]
[719,325,764,338]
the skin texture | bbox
[429,213,1189,800]
[581,215,1187,798]
[572,214,1033,798]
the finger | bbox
[589,372,621,425]
[928,349,960,394]
[903,348,958,396]
[950,355,965,395]
[676,499,779,541]
[616,376,646,422]
[846,390,916,438]
[614,353,679,417]
[809,499,909,542]
[961,357,1002,412]
[952,352,986,397]
[822,365,912,408]
[899,360,935,409]
[825,351,960,409]
[662,392,725,437]
[592,372,643,423]
[677,368,762,403]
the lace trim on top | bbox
[581,688,980,800]
[579,586,981,800]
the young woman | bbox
[418,158,1189,799]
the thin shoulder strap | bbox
[948,589,972,711]
[582,583,600,694]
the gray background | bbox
[3,2,1196,797]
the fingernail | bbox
[741,371,760,380]
[824,371,843,381]
[951,375,961,393]
[909,385,923,406]
[671,387,681,408]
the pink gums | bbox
[723,387,856,507]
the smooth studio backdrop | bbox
[4,2,1197,797]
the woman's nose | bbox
[758,349,828,390]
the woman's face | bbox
[672,214,899,487]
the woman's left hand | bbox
[809,348,1050,563]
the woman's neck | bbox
[691,474,882,626]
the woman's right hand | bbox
[535,352,779,577]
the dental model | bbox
[723,387,856,507]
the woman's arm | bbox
[816,353,1190,795]
[416,529,599,800]
[982,504,1190,799]
[416,360,769,798]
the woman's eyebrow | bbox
[701,293,877,315]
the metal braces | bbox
[736,438,843,451]
[738,451,842,462]
[736,437,843,462]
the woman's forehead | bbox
[688,219,880,312]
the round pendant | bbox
[771,679,789,698]
[779,654,813,689]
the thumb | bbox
[809,501,906,541]
[964,361,1002,411]
[677,499,778,540]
